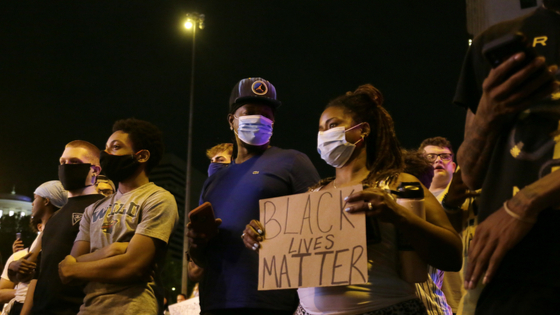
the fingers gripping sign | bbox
[242,220,265,251]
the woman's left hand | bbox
[344,187,404,223]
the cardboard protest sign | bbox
[169,296,200,315]
[258,185,367,290]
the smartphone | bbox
[16,232,21,240]
[188,202,218,239]
[482,32,537,68]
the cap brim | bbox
[233,96,281,110]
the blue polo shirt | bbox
[198,146,320,311]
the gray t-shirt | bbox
[76,182,178,315]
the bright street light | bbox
[184,21,193,29]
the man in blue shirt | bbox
[188,77,320,315]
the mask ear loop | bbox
[346,122,367,146]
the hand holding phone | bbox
[477,32,557,119]
[482,32,537,69]
[188,202,221,242]
[13,235,24,253]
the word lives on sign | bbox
[258,185,367,290]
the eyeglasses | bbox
[424,153,453,162]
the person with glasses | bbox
[419,137,480,315]
[419,137,456,198]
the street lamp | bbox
[182,11,204,295]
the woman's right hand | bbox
[242,220,265,251]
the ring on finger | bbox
[368,202,373,211]
[241,233,245,239]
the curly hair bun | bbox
[352,84,384,107]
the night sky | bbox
[0,1,468,197]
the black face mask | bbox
[100,151,139,183]
[58,164,93,191]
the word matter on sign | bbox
[258,185,367,290]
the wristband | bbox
[503,200,537,224]
[442,193,462,214]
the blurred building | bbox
[150,153,206,261]
[0,188,32,219]
[466,0,543,36]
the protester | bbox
[188,142,234,298]
[454,1,560,313]
[206,143,233,163]
[176,293,187,303]
[188,77,320,315]
[402,149,453,315]
[95,175,116,197]
[244,84,462,315]
[3,222,43,315]
[19,142,102,315]
[419,138,480,314]
[59,118,179,314]
[403,150,434,188]
[7,180,68,315]
[2,218,46,314]
[206,143,233,176]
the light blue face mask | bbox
[234,115,274,146]
[317,123,364,168]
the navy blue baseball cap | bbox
[229,77,282,113]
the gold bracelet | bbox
[503,200,537,224]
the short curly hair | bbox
[112,118,164,174]
[418,137,454,155]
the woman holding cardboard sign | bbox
[243,84,462,315]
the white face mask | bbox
[317,123,364,168]
[234,115,274,146]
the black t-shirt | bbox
[32,194,105,315]
[454,7,560,287]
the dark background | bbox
[0,1,468,198]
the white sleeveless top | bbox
[298,182,417,315]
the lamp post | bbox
[183,12,205,295]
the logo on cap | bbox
[251,80,268,95]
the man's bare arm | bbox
[70,240,91,259]
[457,109,505,189]
[60,234,160,284]
[74,242,128,263]
[465,169,560,289]
[509,168,560,220]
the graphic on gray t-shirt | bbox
[76,182,178,315]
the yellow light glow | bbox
[184,20,193,29]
